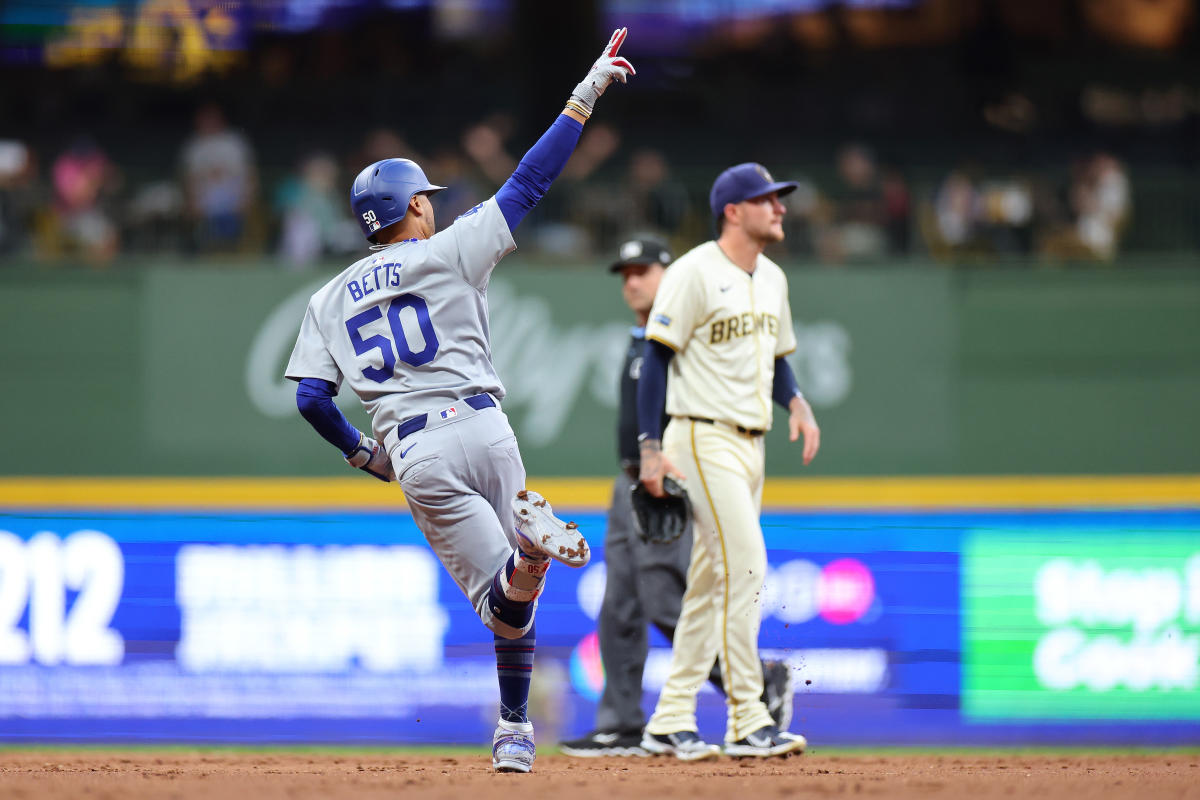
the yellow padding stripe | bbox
[0,476,1196,510]
[758,475,1200,508]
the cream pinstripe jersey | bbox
[644,241,796,432]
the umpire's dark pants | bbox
[595,472,722,733]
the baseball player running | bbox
[560,234,793,758]
[284,29,635,773]
[636,163,821,759]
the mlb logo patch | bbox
[440,406,458,420]
[653,313,672,326]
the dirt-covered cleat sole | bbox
[513,489,590,567]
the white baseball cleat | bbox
[512,489,590,567]
[492,719,536,773]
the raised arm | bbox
[495,28,635,231]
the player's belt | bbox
[394,393,496,440]
[686,416,765,437]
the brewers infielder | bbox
[560,235,794,759]
[636,163,820,759]
[284,29,634,773]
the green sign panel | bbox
[963,530,1200,719]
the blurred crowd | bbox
[0,103,1132,269]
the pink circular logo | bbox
[818,558,875,624]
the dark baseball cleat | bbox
[493,719,536,773]
[640,730,721,761]
[723,725,806,758]
[761,659,794,731]
[513,489,590,567]
[559,730,648,758]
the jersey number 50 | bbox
[345,294,439,382]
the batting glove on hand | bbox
[344,432,395,483]
[570,27,635,115]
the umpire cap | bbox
[709,162,798,220]
[609,234,673,273]
[351,158,445,242]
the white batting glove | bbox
[344,432,395,483]
[570,27,636,116]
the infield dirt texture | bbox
[2,750,1197,799]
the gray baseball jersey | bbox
[285,196,515,442]
[285,196,532,636]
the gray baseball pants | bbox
[385,400,532,639]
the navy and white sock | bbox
[495,622,536,724]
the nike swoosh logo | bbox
[593,732,619,744]
[400,444,417,458]
[719,285,733,292]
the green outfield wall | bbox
[2,263,1197,477]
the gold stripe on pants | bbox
[645,419,774,743]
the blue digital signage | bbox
[0,508,1196,746]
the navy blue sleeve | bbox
[637,339,674,442]
[296,378,362,455]
[772,357,802,410]
[495,114,584,231]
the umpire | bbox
[561,235,791,758]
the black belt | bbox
[395,393,495,440]
[687,416,765,437]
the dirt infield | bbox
[2,750,1198,800]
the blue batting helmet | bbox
[351,158,445,242]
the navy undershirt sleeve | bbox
[772,357,801,410]
[637,339,674,442]
[495,114,584,231]
[296,378,362,455]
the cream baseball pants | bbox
[645,418,775,743]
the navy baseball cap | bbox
[709,162,799,220]
[609,234,673,273]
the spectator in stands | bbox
[926,168,980,259]
[621,148,690,242]
[817,143,888,264]
[49,135,120,265]
[0,139,41,258]
[355,127,424,176]
[124,179,185,255]
[1039,152,1131,262]
[462,116,623,257]
[975,176,1035,255]
[425,146,485,222]
[460,116,517,186]
[276,152,360,269]
[880,164,912,255]
[777,175,820,260]
[180,102,257,254]
[574,146,691,255]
